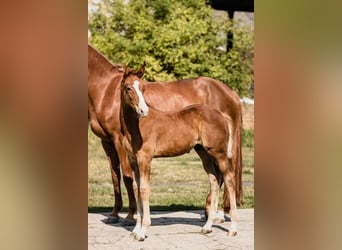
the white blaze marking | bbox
[133,80,149,116]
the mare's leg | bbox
[117,147,137,226]
[217,156,238,236]
[101,139,122,223]
[134,154,152,241]
[222,183,230,214]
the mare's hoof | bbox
[228,231,237,237]
[200,214,207,222]
[201,228,213,234]
[105,216,120,224]
[121,218,136,226]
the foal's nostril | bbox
[137,109,144,117]
[137,108,148,117]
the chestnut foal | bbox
[119,68,238,241]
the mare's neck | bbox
[88,46,122,96]
[88,65,123,111]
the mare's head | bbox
[121,65,149,117]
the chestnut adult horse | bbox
[88,44,243,223]
[119,67,238,240]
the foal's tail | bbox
[221,113,233,159]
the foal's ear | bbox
[136,64,145,78]
[123,65,130,78]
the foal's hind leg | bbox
[217,157,238,236]
[194,145,224,223]
[202,173,220,234]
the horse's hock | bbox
[242,103,254,130]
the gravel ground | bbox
[88,209,254,250]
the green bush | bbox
[88,0,254,97]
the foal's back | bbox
[139,105,229,158]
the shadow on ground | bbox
[88,204,206,213]
[96,210,232,234]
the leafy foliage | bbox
[88,0,254,97]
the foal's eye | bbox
[125,86,131,91]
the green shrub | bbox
[88,0,254,97]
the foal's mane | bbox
[88,44,124,73]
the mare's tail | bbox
[235,108,243,206]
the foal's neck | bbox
[120,100,141,138]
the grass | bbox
[88,128,254,212]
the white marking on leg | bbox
[202,174,219,233]
[214,210,225,224]
[133,80,149,117]
[230,221,238,232]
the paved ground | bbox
[88,209,254,250]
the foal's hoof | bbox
[214,217,225,224]
[135,234,146,241]
[214,211,225,224]
[228,231,237,236]
[201,227,213,234]
[121,218,136,226]
[105,216,120,224]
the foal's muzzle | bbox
[136,107,149,118]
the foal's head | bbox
[121,66,149,117]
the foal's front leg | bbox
[131,162,143,238]
[134,154,152,241]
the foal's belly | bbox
[152,132,199,158]
[153,147,194,158]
